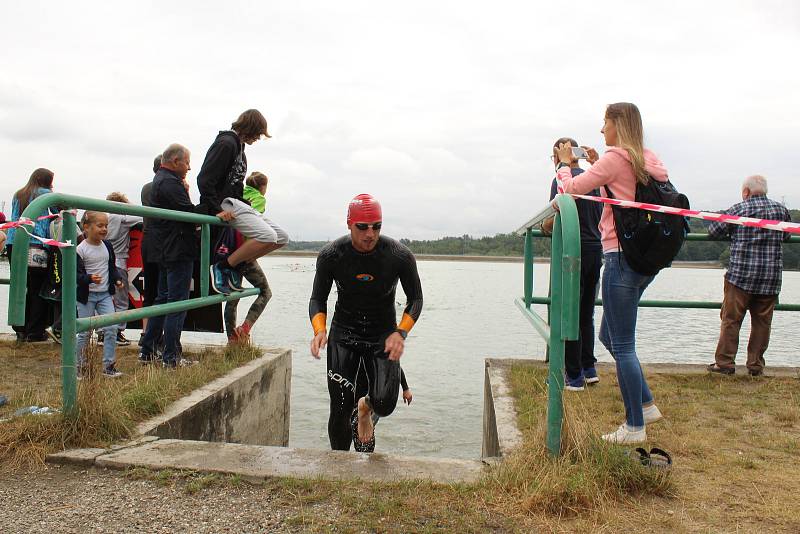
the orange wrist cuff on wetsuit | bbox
[311,313,327,335]
[397,313,416,334]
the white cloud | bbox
[342,147,420,177]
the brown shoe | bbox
[707,363,735,375]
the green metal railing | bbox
[6,193,259,415]
[515,199,800,456]
[514,195,581,456]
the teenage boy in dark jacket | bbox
[139,143,200,369]
[196,109,288,294]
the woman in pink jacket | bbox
[554,102,665,444]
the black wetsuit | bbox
[309,235,423,451]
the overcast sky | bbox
[1,1,798,241]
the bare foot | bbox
[357,397,374,443]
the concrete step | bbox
[49,439,486,484]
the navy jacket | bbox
[549,167,602,251]
[149,167,200,263]
[77,240,122,304]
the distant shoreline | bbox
[0,251,724,269]
[272,250,723,269]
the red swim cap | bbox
[347,194,382,225]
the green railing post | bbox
[201,223,210,297]
[545,194,580,456]
[8,220,32,328]
[546,212,566,455]
[557,196,581,343]
[61,211,78,415]
[523,228,533,308]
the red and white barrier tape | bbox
[0,211,77,248]
[561,190,800,235]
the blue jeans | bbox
[141,261,192,365]
[598,252,655,429]
[76,291,117,368]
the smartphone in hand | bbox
[571,147,588,159]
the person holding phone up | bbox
[552,103,668,444]
[542,137,603,391]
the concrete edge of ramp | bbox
[134,347,292,448]
[48,439,487,484]
[482,359,523,459]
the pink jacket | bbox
[557,147,669,252]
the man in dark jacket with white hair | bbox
[139,144,199,369]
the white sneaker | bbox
[601,424,646,444]
[643,404,663,424]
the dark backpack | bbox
[605,178,690,276]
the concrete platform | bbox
[51,439,486,484]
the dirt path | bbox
[0,465,332,533]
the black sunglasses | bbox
[354,222,382,231]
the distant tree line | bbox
[284,209,800,270]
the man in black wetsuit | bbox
[309,193,423,453]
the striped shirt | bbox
[708,195,791,295]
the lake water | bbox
[2,258,799,459]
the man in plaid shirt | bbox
[707,175,791,376]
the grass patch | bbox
[125,467,240,495]
[485,366,672,519]
[494,363,800,531]
[0,340,263,469]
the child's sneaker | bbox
[231,323,252,344]
[138,352,155,366]
[96,331,104,345]
[211,262,232,295]
[103,364,123,378]
[46,327,62,344]
[116,332,131,346]
[564,373,585,391]
[228,266,244,291]
[584,366,600,385]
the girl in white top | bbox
[76,211,124,378]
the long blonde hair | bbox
[605,102,648,185]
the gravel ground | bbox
[0,465,335,533]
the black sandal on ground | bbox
[626,447,651,466]
[648,447,672,469]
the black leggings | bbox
[326,327,401,450]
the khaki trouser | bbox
[714,279,777,372]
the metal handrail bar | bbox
[524,296,800,312]
[6,192,257,415]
